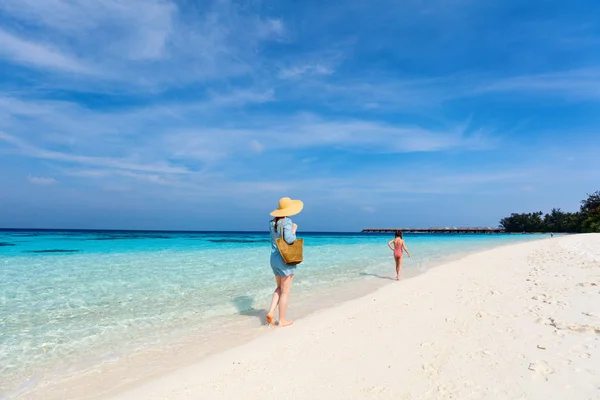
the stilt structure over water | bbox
[362,227,506,234]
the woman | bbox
[266,197,303,327]
[387,231,411,281]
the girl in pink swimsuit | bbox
[387,231,411,281]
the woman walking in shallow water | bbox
[388,231,411,281]
[266,197,303,327]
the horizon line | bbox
[0,227,366,234]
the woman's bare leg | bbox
[396,257,402,280]
[278,275,294,327]
[266,276,281,325]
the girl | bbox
[266,197,303,327]
[387,231,411,281]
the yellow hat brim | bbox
[270,200,304,217]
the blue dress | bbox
[269,217,297,277]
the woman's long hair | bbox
[395,230,403,238]
[273,216,285,234]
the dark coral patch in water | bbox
[0,242,16,246]
[28,249,80,253]
[208,239,269,243]
[88,235,172,241]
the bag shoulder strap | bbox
[278,217,286,238]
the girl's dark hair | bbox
[273,216,285,233]
[395,231,403,238]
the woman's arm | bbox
[283,218,297,244]
[403,241,411,257]
[387,239,395,251]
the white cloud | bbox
[283,76,454,112]
[250,139,265,153]
[0,90,275,165]
[27,175,57,185]
[521,185,536,192]
[257,18,286,38]
[0,85,495,203]
[0,0,286,88]
[279,64,334,79]
[221,115,490,153]
[205,89,275,107]
[0,28,91,73]
[473,68,600,100]
[156,116,490,169]
[0,94,490,188]
[0,131,190,174]
[58,168,190,188]
[0,0,175,61]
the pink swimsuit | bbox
[393,239,403,258]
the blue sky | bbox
[1,0,599,231]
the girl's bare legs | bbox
[278,275,294,327]
[266,276,282,325]
[395,257,402,281]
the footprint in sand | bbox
[556,300,570,308]
[582,311,599,318]
[543,317,600,334]
[422,363,441,377]
[532,293,549,301]
[531,294,570,307]
[576,282,599,287]
[528,361,554,380]
[361,386,388,394]
[575,352,592,359]
[527,305,542,315]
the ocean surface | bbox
[0,229,545,395]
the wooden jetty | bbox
[362,227,505,234]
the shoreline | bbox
[104,233,598,399]
[8,236,554,399]
[6,252,423,399]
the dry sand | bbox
[52,235,600,399]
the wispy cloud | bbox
[0,28,91,73]
[278,64,334,79]
[187,115,492,153]
[0,131,190,174]
[27,175,57,185]
[474,68,600,100]
[0,91,274,155]
[249,140,265,153]
[0,93,492,178]
[0,0,286,89]
[153,116,492,175]
[0,0,175,62]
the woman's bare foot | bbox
[396,275,400,281]
[266,313,275,325]
[279,320,294,327]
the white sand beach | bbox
[31,234,600,399]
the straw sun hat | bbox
[270,197,304,217]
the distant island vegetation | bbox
[500,191,600,233]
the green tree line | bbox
[499,191,600,233]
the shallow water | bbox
[0,230,545,395]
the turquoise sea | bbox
[0,229,545,396]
